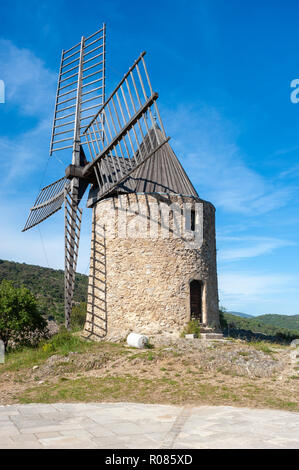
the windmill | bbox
[22,24,169,329]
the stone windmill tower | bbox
[22,25,220,339]
[84,129,220,341]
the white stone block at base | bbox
[127,333,149,349]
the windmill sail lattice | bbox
[22,178,69,232]
[81,52,169,202]
[50,24,106,155]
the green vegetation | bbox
[181,319,201,338]
[70,302,87,330]
[257,314,299,331]
[248,341,276,355]
[0,280,48,349]
[0,328,101,372]
[0,260,88,323]
[15,369,299,411]
[225,310,299,333]
[221,311,299,343]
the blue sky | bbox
[0,0,298,315]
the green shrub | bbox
[0,280,48,350]
[0,260,88,324]
[71,302,87,331]
[38,327,87,356]
[219,306,228,329]
[249,341,273,354]
[181,320,201,338]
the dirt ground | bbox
[0,336,298,411]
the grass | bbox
[13,366,299,412]
[248,341,276,355]
[264,398,298,411]
[127,350,158,362]
[1,330,298,413]
[0,329,120,373]
[17,375,217,405]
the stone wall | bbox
[84,193,219,341]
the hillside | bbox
[257,314,299,331]
[0,259,88,323]
[227,311,253,319]
[222,312,299,342]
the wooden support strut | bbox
[64,187,82,329]
[64,35,84,330]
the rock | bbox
[201,333,223,340]
[46,320,59,337]
[127,333,149,349]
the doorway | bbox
[190,280,202,322]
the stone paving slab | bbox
[0,403,298,449]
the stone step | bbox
[200,333,224,340]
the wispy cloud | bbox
[274,145,299,156]
[0,119,52,188]
[219,271,295,297]
[279,163,299,179]
[164,104,294,215]
[0,39,56,117]
[0,198,91,274]
[218,270,299,314]
[218,236,295,261]
[0,40,58,190]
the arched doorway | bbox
[190,280,202,322]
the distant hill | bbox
[0,259,88,323]
[227,311,253,319]
[222,312,299,343]
[256,314,299,331]
[226,311,299,331]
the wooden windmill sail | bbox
[23,25,169,328]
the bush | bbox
[181,320,201,338]
[71,302,87,331]
[44,327,84,355]
[0,280,48,350]
[219,306,228,329]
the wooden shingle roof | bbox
[87,127,198,207]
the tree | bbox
[0,280,48,350]
[219,306,228,329]
[71,302,87,330]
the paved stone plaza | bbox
[0,403,298,449]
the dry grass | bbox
[0,332,298,412]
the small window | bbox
[185,209,196,232]
[191,209,196,231]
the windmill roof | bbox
[87,127,199,207]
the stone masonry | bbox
[84,192,219,341]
